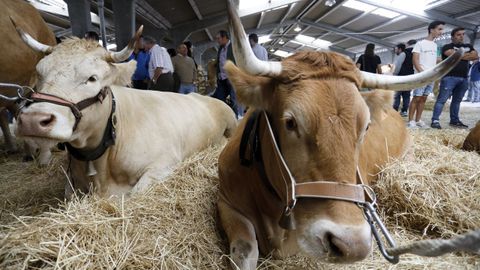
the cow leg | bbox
[130,166,175,194]
[218,198,259,270]
[0,109,17,153]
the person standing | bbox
[143,36,174,92]
[356,43,382,74]
[467,60,480,103]
[172,44,197,94]
[407,21,445,129]
[249,33,268,61]
[392,40,416,117]
[129,36,150,90]
[212,30,240,117]
[430,27,478,129]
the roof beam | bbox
[269,3,296,36]
[299,18,396,48]
[257,11,265,29]
[205,29,214,41]
[316,9,374,40]
[297,0,347,36]
[135,0,171,29]
[357,0,477,30]
[187,0,203,20]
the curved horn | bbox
[105,25,144,63]
[361,48,464,90]
[226,0,282,76]
[10,17,53,54]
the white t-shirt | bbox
[148,44,174,79]
[412,39,437,73]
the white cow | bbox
[14,26,237,197]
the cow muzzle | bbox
[17,111,56,137]
[300,217,373,263]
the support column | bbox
[112,0,136,49]
[65,0,92,38]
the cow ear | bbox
[110,61,137,86]
[224,61,274,109]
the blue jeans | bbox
[213,79,241,117]
[432,76,468,123]
[179,83,196,94]
[393,90,411,112]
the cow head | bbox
[13,24,142,149]
[225,0,461,263]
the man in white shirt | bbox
[143,36,175,91]
[407,20,445,129]
[249,33,268,61]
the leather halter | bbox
[24,87,109,131]
[21,87,117,161]
[239,110,374,230]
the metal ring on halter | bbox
[284,198,297,216]
[359,202,399,264]
[360,184,377,205]
[0,83,24,102]
[17,86,35,102]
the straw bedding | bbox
[0,128,479,269]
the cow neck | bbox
[65,89,117,161]
[239,110,371,230]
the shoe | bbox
[431,121,442,129]
[463,99,471,102]
[400,111,408,117]
[449,121,468,129]
[407,120,417,129]
[416,120,427,128]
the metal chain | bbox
[386,229,480,257]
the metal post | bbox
[97,0,108,48]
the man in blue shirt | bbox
[467,60,480,103]
[129,36,150,90]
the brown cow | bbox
[462,121,480,154]
[217,1,463,268]
[0,0,56,159]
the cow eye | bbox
[285,117,297,131]
[87,75,98,83]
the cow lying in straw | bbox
[462,120,480,154]
[13,26,237,197]
[216,0,463,269]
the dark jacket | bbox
[398,47,414,76]
[216,43,236,77]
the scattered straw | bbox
[0,129,479,269]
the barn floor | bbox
[0,105,479,269]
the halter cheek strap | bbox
[26,87,109,130]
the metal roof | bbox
[29,0,480,62]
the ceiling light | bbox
[343,0,376,12]
[294,25,302,32]
[258,35,272,44]
[269,48,275,52]
[279,39,285,45]
[325,0,336,7]
[273,50,292,58]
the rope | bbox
[386,229,480,257]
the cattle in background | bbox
[0,0,56,163]
[462,121,480,154]
[216,0,463,268]
[206,59,218,94]
[14,26,237,197]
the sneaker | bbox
[431,121,442,129]
[407,120,417,129]
[416,120,427,128]
[449,121,468,129]
[400,111,408,117]
[463,99,471,102]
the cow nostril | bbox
[326,233,345,257]
[40,115,55,127]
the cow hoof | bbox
[23,155,34,162]
[230,239,257,270]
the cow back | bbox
[0,0,56,88]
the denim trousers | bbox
[467,81,480,102]
[432,76,468,123]
[212,79,241,117]
[393,90,411,112]
[179,83,196,94]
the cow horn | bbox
[226,0,282,76]
[361,48,464,90]
[105,25,144,63]
[10,17,53,54]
